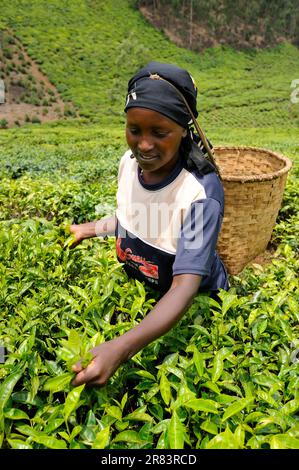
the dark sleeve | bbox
[172,198,223,277]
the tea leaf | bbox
[4,409,30,420]
[69,285,90,303]
[193,348,205,378]
[6,439,32,449]
[206,426,240,449]
[222,398,254,422]
[105,405,122,421]
[64,384,85,422]
[0,367,24,421]
[159,372,171,405]
[30,434,67,449]
[220,292,239,316]
[124,407,153,423]
[92,427,110,449]
[168,411,185,449]
[185,399,219,414]
[43,372,74,393]
[281,397,299,416]
[200,419,218,435]
[113,430,143,444]
[270,434,299,449]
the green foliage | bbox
[0,129,298,449]
[0,0,298,128]
[31,115,41,124]
[0,119,8,129]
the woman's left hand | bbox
[71,339,126,387]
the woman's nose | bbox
[137,136,154,153]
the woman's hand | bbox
[69,222,96,248]
[71,339,127,387]
[69,224,84,248]
[68,217,116,248]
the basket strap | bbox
[149,73,221,178]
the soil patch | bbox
[0,30,77,128]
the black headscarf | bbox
[124,61,216,175]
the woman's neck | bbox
[140,153,181,184]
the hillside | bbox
[0,0,299,130]
[0,29,78,127]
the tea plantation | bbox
[0,0,298,450]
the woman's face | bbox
[126,108,186,174]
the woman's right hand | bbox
[68,217,115,249]
[69,224,85,248]
[68,221,98,248]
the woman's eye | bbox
[153,131,168,138]
[127,128,169,138]
[128,128,139,135]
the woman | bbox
[70,62,229,387]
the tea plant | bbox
[0,151,298,449]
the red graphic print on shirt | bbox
[116,237,159,279]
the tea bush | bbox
[0,130,298,449]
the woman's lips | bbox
[137,154,158,161]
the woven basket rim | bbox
[214,146,293,182]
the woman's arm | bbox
[117,273,202,360]
[70,215,117,246]
[72,273,202,386]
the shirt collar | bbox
[137,154,184,190]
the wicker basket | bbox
[214,146,292,275]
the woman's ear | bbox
[182,129,187,138]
